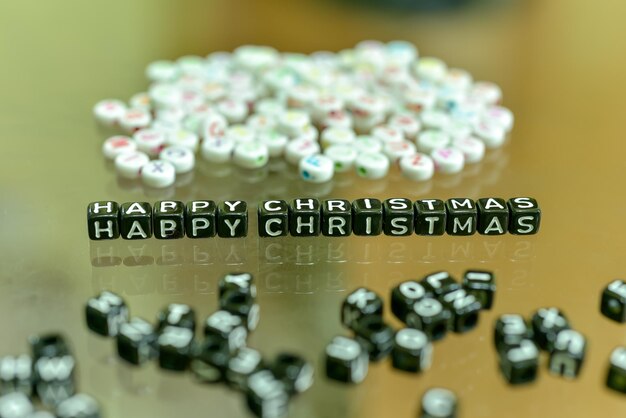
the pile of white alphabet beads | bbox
[93,41,514,187]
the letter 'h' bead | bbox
[87,201,119,240]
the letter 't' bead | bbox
[531,307,569,351]
[607,346,626,393]
[549,329,586,379]
[87,202,119,240]
[324,336,369,384]
[414,199,446,236]
[116,317,157,365]
[420,387,457,418]
[341,287,384,330]
[406,298,451,341]
[217,200,248,238]
[157,326,194,371]
[391,280,428,323]
[499,339,539,385]
[289,198,321,237]
[85,291,129,337]
[507,197,541,235]
[153,201,185,239]
[258,200,289,238]
[119,202,152,240]
[322,199,352,237]
[190,336,231,384]
[271,353,314,396]
[353,316,394,361]
[601,280,626,323]
[391,328,432,373]
[445,198,477,236]
[185,200,217,238]
[476,198,509,235]
[462,270,496,310]
[383,198,414,236]
[355,152,389,179]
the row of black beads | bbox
[87,197,541,240]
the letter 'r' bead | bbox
[87,202,119,240]
[322,199,352,237]
[507,197,541,235]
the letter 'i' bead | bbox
[289,198,321,237]
[119,202,153,240]
[87,202,119,240]
[153,201,185,239]
[383,198,414,236]
[217,201,248,238]
[322,199,352,237]
[445,198,477,236]
[507,197,541,235]
[414,199,446,236]
[351,198,383,236]
[477,197,508,235]
[185,201,217,238]
[258,200,289,237]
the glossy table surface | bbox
[1,0,626,417]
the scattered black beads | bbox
[601,279,626,323]
[607,346,626,394]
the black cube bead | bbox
[30,334,71,360]
[391,328,433,373]
[548,329,586,379]
[258,200,289,238]
[531,307,569,351]
[414,199,446,236]
[225,347,264,391]
[116,317,157,365]
[218,272,257,299]
[607,346,626,394]
[190,336,231,384]
[220,291,260,332]
[321,199,352,237]
[341,287,384,330]
[271,353,314,395]
[185,200,217,238]
[217,200,248,238]
[421,271,461,298]
[153,200,185,239]
[462,270,496,310]
[289,198,321,237]
[476,197,509,235]
[383,198,414,236]
[55,394,101,418]
[499,339,539,385]
[119,202,152,240]
[203,310,248,352]
[445,198,477,236]
[0,355,32,396]
[87,201,119,240]
[246,370,290,418]
[351,198,382,236]
[420,388,457,418]
[157,326,194,371]
[32,355,76,406]
[324,336,369,384]
[85,291,129,337]
[391,280,429,323]
[354,316,394,361]
[441,289,482,333]
[507,197,541,235]
[601,279,626,323]
[156,303,196,332]
[494,314,532,354]
[406,298,451,341]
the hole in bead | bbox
[358,167,367,175]
[431,323,447,340]
[302,170,310,179]
[461,313,479,332]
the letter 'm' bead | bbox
[507,197,541,235]
[445,198,477,236]
[185,200,217,238]
[271,353,314,395]
[600,279,626,323]
[87,202,119,240]
[258,200,289,238]
[217,200,248,238]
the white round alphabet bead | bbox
[441,68,473,91]
[166,129,199,151]
[403,88,437,114]
[93,99,126,126]
[201,136,235,163]
[321,127,356,148]
[324,144,357,173]
[483,105,514,132]
[389,113,421,140]
[431,147,465,174]
[355,152,389,179]
[225,124,256,144]
[115,151,150,179]
[353,135,383,154]
[133,129,167,157]
[417,130,450,154]
[414,57,447,83]
[452,136,485,164]
[474,120,506,148]
[119,108,152,133]
[202,113,228,139]
[102,136,137,159]
[299,154,334,183]
[217,99,248,123]
[372,125,404,143]
[470,81,502,105]
[233,142,269,169]
[141,160,176,188]
[160,146,195,173]
[421,109,450,130]
[246,114,276,132]
[257,130,288,157]
[146,60,180,83]
[285,137,320,165]
[149,84,182,109]
[383,140,416,162]
[399,153,434,181]
[129,92,151,111]
[277,110,311,137]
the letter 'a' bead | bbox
[217,201,248,238]
[601,280,626,323]
[507,197,541,235]
[322,199,352,237]
[153,201,185,239]
[606,346,626,393]
[463,270,496,310]
[477,198,508,235]
[351,198,382,236]
[341,288,383,330]
[258,200,289,238]
[87,202,119,240]
[549,329,586,379]
[289,198,321,237]
[383,198,414,237]
[119,202,152,240]
[499,339,539,385]
[445,198,477,236]
[414,199,446,236]
[185,200,217,238]
[420,387,457,418]
[325,336,368,384]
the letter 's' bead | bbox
[420,387,457,418]
[507,197,541,235]
[476,197,509,235]
[324,336,368,384]
[190,336,231,384]
[258,200,289,238]
[85,291,129,337]
[406,298,451,341]
[289,198,321,237]
[116,317,157,365]
[185,200,217,238]
[391,328,432,373]
[271,353,314,396]
[531,308,569,351]
[351,198,383,236]
[601,280,626,323]
[341,287,384,330]
[414,199,446,236]
[87,202,119,240]
[383,198,414,236]
[119,202,152,240]
[499,339,539,385]
[462,270,496,310]
[548,329,587,379]
[322,199,352,237]
[217,200,248,238]
[441,289,482,333]
[445,198,477,236]
[391,281,428,323]
[607,346,626,393]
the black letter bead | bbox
[289,198,321,237]
[153,200,185,239]
[420,388,457,418]
[157,326,194,371]
[203,310,248,352]
[391,281,429,323]
[156,303,196,332]
[87,201,119,240]
[271,353,314,395]
[185,200,217,238]
[353,316,394,361]
[30,334,71,361]
[462,270,496,310]
[116,317,157,365]
[507,197,541,235]
[607,346,626,394]
[498,339,539,385]
[119,202,152,240]
[414,199,446,236]
[0,393,33,417]
[32,355,76,406]
[0,355,32,396]
[441,289,481,333]
[225,347,264,391]
[258,200,289,238]
[548,329,586,379]
[391,328,432,373]
[218,273,257,299]
[421,271,461,298]
[601,279,626,323]
[322,199,352,237]
[85,291,128,337]
[383,198,414,236]
[190,336,231,384]
[351,198,382,236]
[55,393,101,418]
[531,307,569,351]
[476,197,509,235]
[324,336,368,384]
[445,198,477,236]
[406,298,451,341]
[246,370,290,418]
[341,287,384,330]
[494,314,532,353]
[217,200,248,238]
[220,291,260,332]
